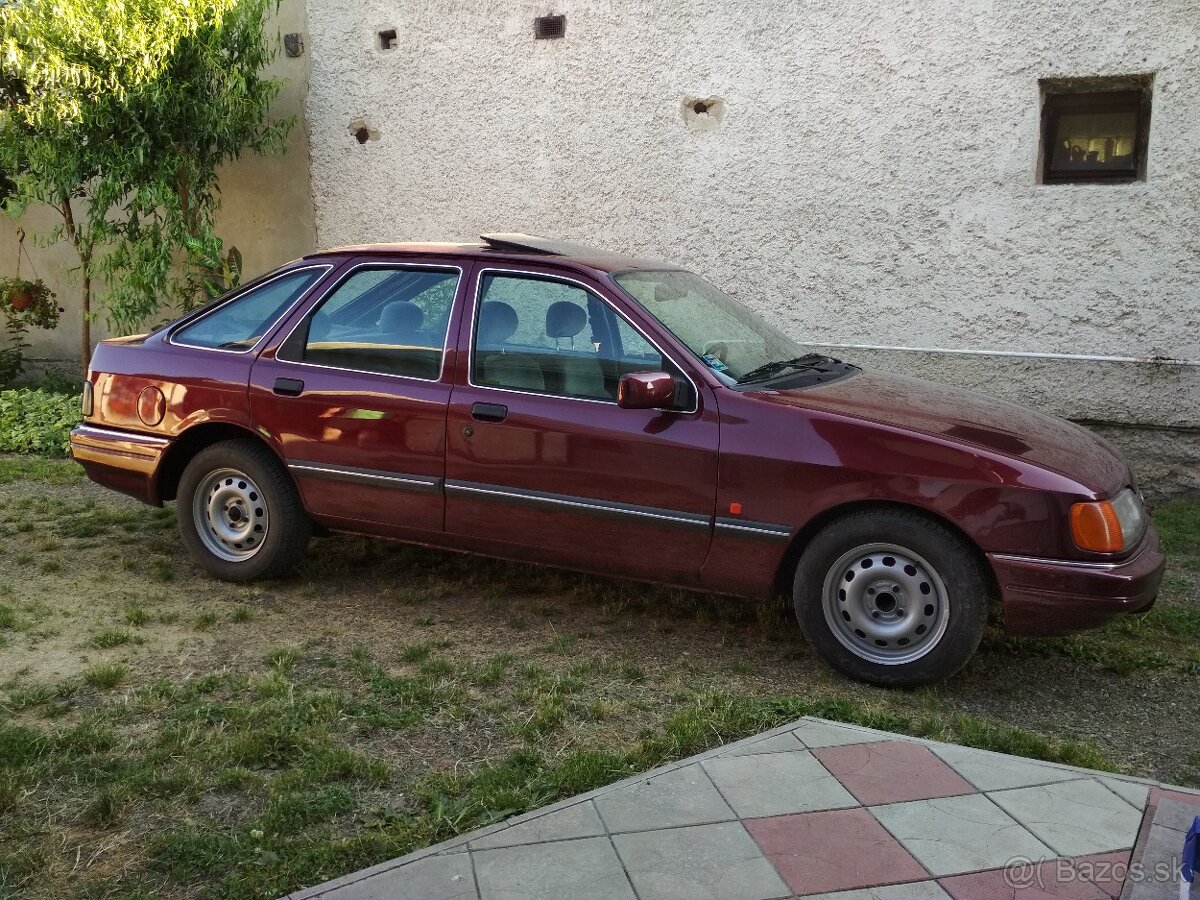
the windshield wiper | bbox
[736,353,833,384]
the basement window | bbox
[534,15,566,39]
[1040,79,1152,184]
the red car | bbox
[71,234,1164,685]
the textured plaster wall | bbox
[305,1,1199,437]
[0,0,316,368]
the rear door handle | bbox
[471,402,508,423]
[273,377,305,397]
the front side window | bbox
[173,268,326,351]
[472,273,669,401]
[613,269,814,385]
[284,266,459,379]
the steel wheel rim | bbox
[192,468,269,563]
[821,542,950,666]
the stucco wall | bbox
[0,0,316,368]
[304,0,1199,490]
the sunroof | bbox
[479,233,617,257]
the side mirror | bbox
[617,371,676,410]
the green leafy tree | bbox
[0,0,292,367]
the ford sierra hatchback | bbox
[70,234,1164,685]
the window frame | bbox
[1039,78,1153,185]
[274,260,464,384]
[466,266,700,414]
[168,264,333,355]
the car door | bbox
[249,257,468,537]
[443,265,720,585]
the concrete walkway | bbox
[285,717,1198,900]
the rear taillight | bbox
[81,381,94,417]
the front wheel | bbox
[793,509,990,687]
[177,440,312,581]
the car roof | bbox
[302,233,683,274]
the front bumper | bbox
[989,525,1165,637]
[69,424,169,505]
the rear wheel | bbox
[177,440,311,581]
[793,509,990,686]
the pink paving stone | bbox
[939,862,1110,900]
[745,806,928,896]
[810,740,977,806]
[1069,851,1131,899]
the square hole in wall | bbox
[534,14,566,39]
[1039,77,1152,184]
[378,28,398,50]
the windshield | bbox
[612,269,811,385]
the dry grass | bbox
[0,456,1197,900]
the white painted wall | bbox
[304,0,1200,439]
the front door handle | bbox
[273,377,305,397]
[471,402,508,423]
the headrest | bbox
[378,301,423,333]
[478,301,519,346]
[545,301,587,339]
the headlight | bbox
[1070,488,1146,553]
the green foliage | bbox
[0,388,80,456]
[0,0,292,357]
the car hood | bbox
[760,369,1129,494]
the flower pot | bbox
[8,290,32,311]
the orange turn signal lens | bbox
[1070,501,1124,553]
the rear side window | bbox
[173,268,326,351]
[282,266,459,380]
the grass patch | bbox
[83,661,129,690]
[88,628,142,649]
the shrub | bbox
[0,389,80,456]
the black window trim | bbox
[274,260,464,384]
[1039,76,1153,185]
[168,264,334,355]
[466,266,700,414]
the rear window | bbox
[173,267,328,351]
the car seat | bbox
[476,301,545,391]
[545,301,607,399]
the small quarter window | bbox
[173,268,325,351]
[288,266,459,380]
[1040,79,1151,184]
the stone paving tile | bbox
[813,741,977,806]
[472,836,635,900]
[469,800,605,850]
[793,720,888,748]
[612,821,790,900]
[1151,796,1200,833]
[988,779,1143,857]
[929,744,1084,792]
[1068,851,1130,899]
[799,883,953,900]
[702,751,858,818]
[938,863,1109,899]
[871,794,1054,877]
[745,807,928,896]
[1098,778,1152,811]
[304,853,477,900]
[1125,825,1192,900]
[594,763,735,834]
[721,731,806,757]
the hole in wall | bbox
[348,119,380,144]
[378,28,397,50]
[534,14,566,39]
[682,96,726,132]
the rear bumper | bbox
[69,424,169,506]
[989,526,1165,637]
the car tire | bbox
[177,439,311,582]
[793,509,990,687]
